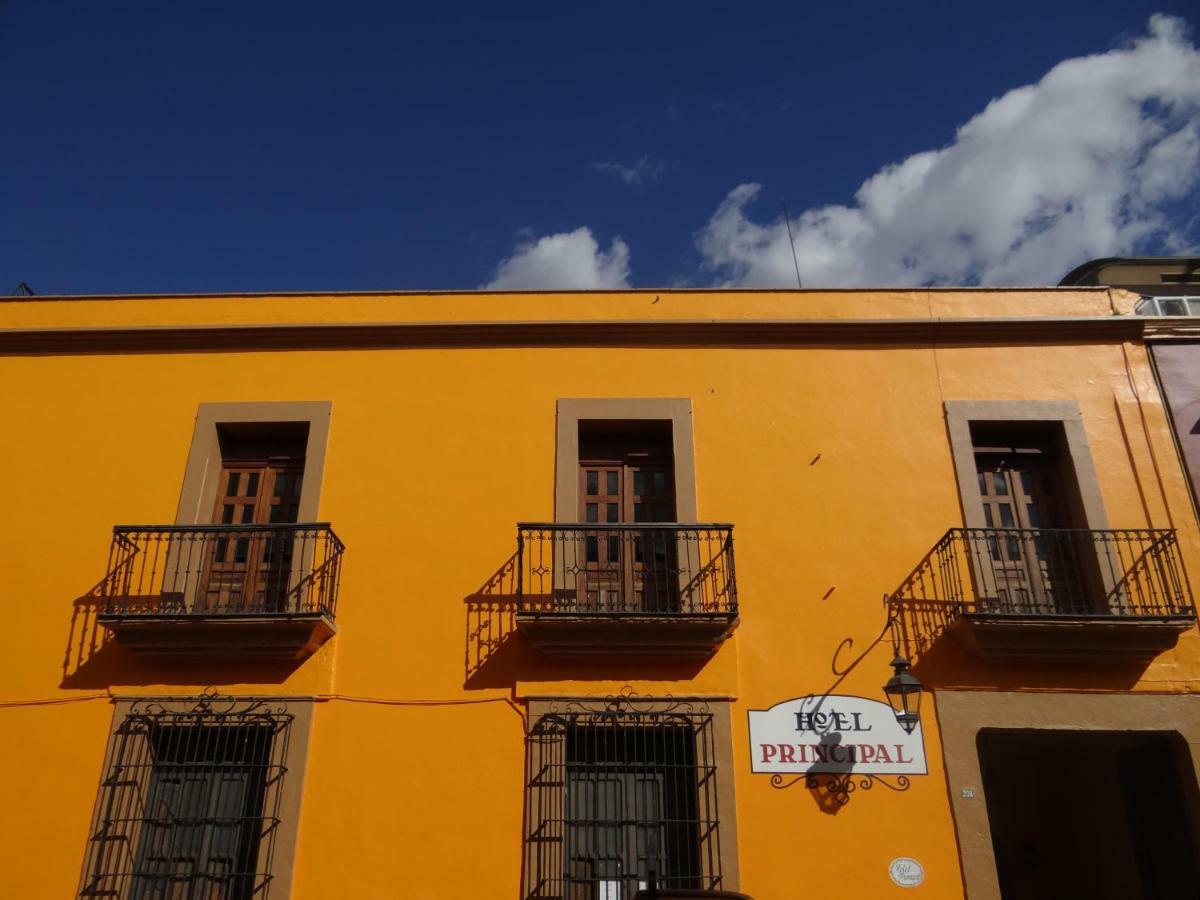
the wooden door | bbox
[202,461,303,613]
[578,442,677,613]
[975,450,1079,613]
[579,466,624,612]
[630,464,677,612]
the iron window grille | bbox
[524,698,723,899]
[80,693,292,900]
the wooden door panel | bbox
[578,446,679,613]
[580,465,624,611]
[976,451,1085,614]
[629,463,678,612]
[201,459,303,613]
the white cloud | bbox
[695,15,1200,287]
[483,227,631,290]
[590,156,669,187]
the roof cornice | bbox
[0,317,1146,355]
[0,286,1118,303]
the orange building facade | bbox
[1,287,1197,898]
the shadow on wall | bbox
[463,552,709,689]
[806,732,854,816]
[62,578,115,683]
[464,552,520,684]
[887,533,1151,691]
[767,727,912,814]
[889,593,1150,691]
[61,579,304,689]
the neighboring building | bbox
[1,286,1198,898]
[1061,257,1200,517]
[1060,255,1200,302]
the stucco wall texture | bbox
[0,287,1195,898]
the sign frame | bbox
[747,693,927,776]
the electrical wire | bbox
[1,691,521,711]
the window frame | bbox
[78,694,314,899]
[944,401,1116,611]
[555,399,698,524]
[523,695,741,897]
[944,400,1109,532]
[175,401,333,527]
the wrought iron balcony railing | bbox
[891,527,1193,619]
[517,523,737,617]
[101,524,344,618]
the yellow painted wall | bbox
[0,288,1195,898]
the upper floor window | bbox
[972,424,1080,532]
[94,402,341,660]
[213,426,307,528]
[204,425,308,614]
[578,422,677,525]
[515,399,739,656]
[969,422,1100,615]
[577,423,679,613]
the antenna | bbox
[780,200,802,289]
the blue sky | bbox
[2,1,1198,294]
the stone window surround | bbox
[525,694,741,891]
[944,399,1109,531]
[554,399,698,523]
[174,401,333,525]
[78,696,315,898]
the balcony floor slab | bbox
[516,613,739,659]
[97,612,336,660]
[952,612,1196,662]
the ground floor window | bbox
[979,729,1200,899]
[523,698,726,899]
[80,695,292,900]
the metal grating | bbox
[80,694,292,899]
[523,699,723,899]
[517,524,737,616]
[891,527,1194,618]
[101,524,344,618]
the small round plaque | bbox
[889,857,924,887]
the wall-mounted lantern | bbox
[883,654,923,734]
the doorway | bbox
[970,423,1099,614]
[201,425,307,613]
[577,422,678,612]
[978,729,1200,899]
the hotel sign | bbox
[748,695,926,775]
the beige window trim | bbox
[175,401,333,525]
[944,400,1109,530]
[77,695,314,899]
[936,690,1200,900]
[555,399,698,522]
[524,694,740,891]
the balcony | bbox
[515,523,739,658]
[1135,294,1200,316]
[889,527,1195,663]
[97,523,343,660]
